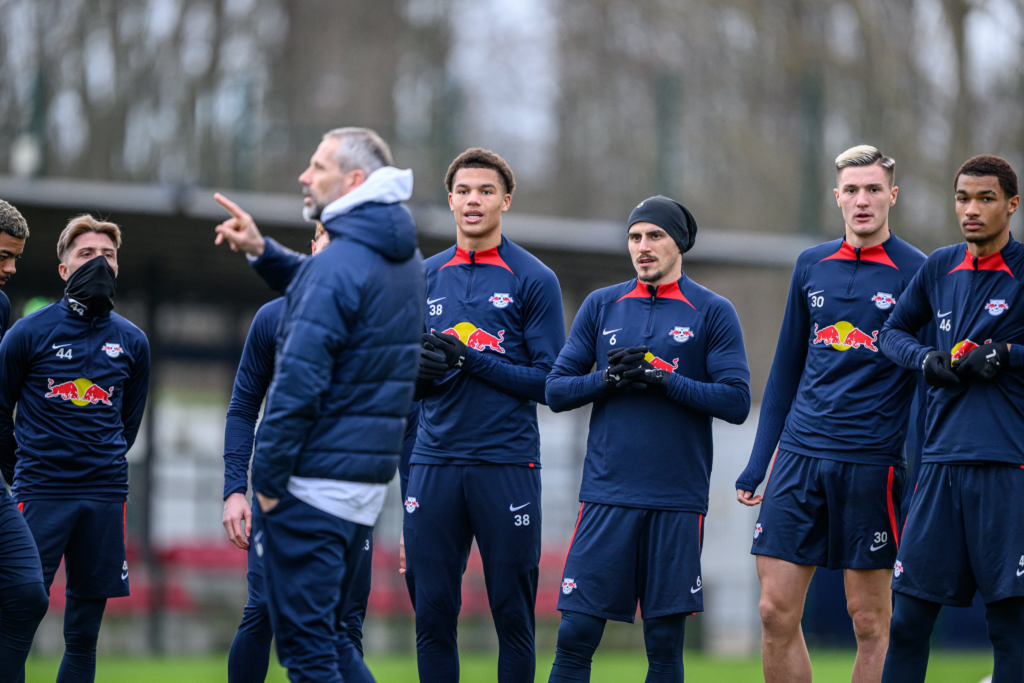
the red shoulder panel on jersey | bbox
[947,249,1015,277]
[820,241,898,270]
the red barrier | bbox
[52,541,568,617]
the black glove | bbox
[922,350,959,388]
[417,343,449,381]
[953,342,1009,382]
[603,347,647,389]
[427,331,467,369]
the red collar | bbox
[616,280,695,308]
[439,245,513,274]
[948,248,1014,277]
[819,241,898,269]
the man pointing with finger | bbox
[213,127,424,683]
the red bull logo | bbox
[644,351,679,373]
[985,299,1009,316]
[44,378,114,406]
[893,560,904,578]
[404,497,419,514]
[871,292,897,310]
[440,322,505,354]
[951,338,992,362]
[812,322,878,352]
[561,578,577,595]
[754,523,763,540]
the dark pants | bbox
[228,504,374,682]
[259,494,373,683]
[404,463,541,683]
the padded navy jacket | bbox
[250,197,424,498]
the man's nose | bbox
[298,168,312,185]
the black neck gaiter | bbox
[64,256,116,318]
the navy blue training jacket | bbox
[737,235,927,493]
[251,201,425,499]
[546,275,750,513]
[413,235,565,466]
[0,299,150,500]
[223,297,282,499]
[881,235,1024,464]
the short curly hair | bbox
[0,200,29,240]
[955,155,1018,198]
[445,148,515,195]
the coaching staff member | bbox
[215,127,424,683]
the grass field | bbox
[25,650,993,682]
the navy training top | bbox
[737,235,927,493]
[546,275,750,514]
[222,298,282,500]
[881,235,1024,464]
[0,299,150,500]
[413,235,565,466]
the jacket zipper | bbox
[86,317,97,376]
[966,256,979,319]
[846,248,861,295]
[645,286,656,336]
[466,251,476,301]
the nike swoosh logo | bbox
[808,290,824,296]
[937,311,952,318]
[510,503,530,512]
[427,297,446,305]
[121,571,129,580]
[51,343,71,349]
[870,543,887,552]
[690,585,702,593]
[1017,568,1024,577]
[602,328,622,335]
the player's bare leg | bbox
[845,568,892,683]
[757,555,815,683]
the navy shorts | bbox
[0,489,43,590]
[247,504,373,635]
[557,502,704,622]
[893,463,1024,607]
[21,498,129,599]
[751,450,905,570]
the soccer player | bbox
[406,148,565,682]
[735,146,926,683]
[0,200,45,683]
[880,155,1024,683]
[215,127,423,682]
[0,215,150,681]
[545,195,749,682]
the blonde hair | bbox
[835,145,895,186]
[57,215,122,262]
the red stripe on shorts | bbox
[886,466,900,550]
[562,503,585,575]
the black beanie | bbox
[628,195,697,254]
